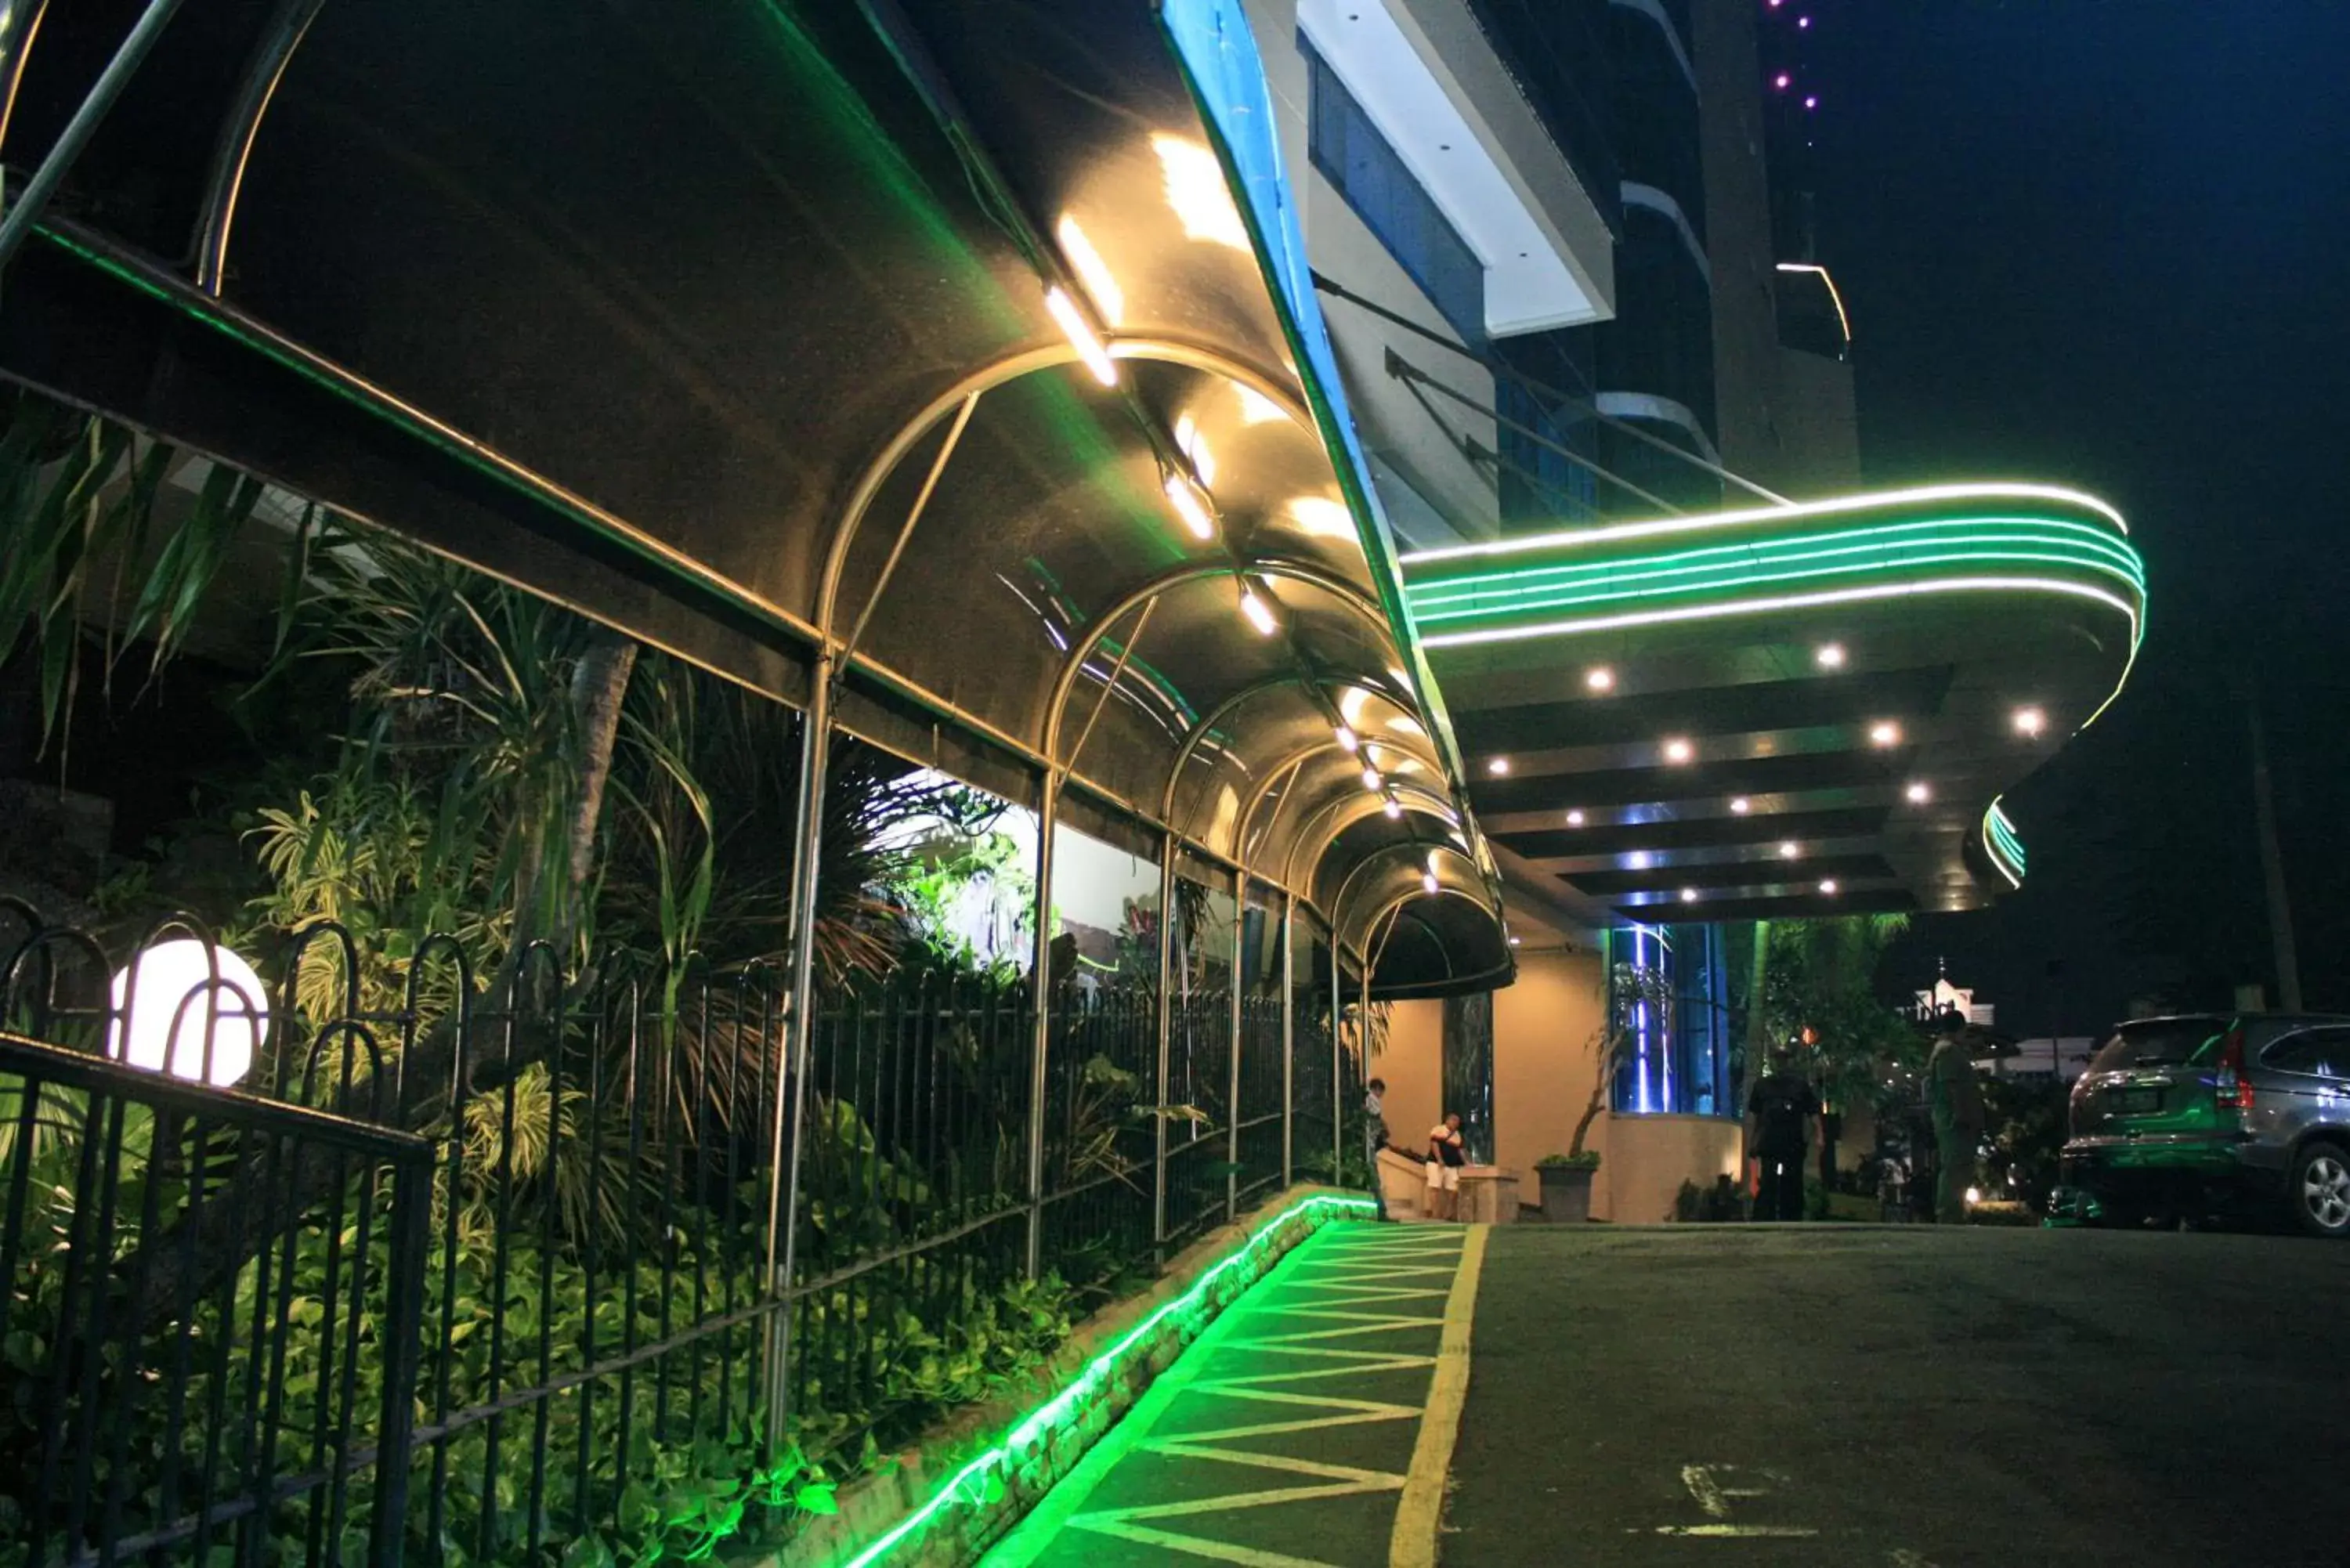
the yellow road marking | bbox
[1069,1518,1350,1566]
[1388,1223,1488,1568]
[1138,1442,1408,1486]
[1076,1478,1403,1524]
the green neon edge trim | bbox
[1398,482,2131,565]
[838,1192,1377,1567]
[1983,800,2027,888]
[1405,521,2146,618]
[1405,522,2146,627]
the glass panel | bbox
[1305,45,1488,347]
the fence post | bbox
[1022,770,1059,1279]
[1330,936,1343,1186]
[368,1149,432,1566]
[1152,836,1177,1249]
[1280,893,1294,1190]
[764,692,831,1453]
[1227,871,1245,1224]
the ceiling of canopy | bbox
[0,0,1509,990]
[1402,486,2145,923]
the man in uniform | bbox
[1925,1006,1986,1223]
[1745,1041,1820,1221]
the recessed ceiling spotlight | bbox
[1779,841,1801,859]
[1869,721,1901,748]
[1585,666,1615,692]
[1815,642,1846,670]
[1906,781,1932,804]
[1662,738,1694,764]
[1819,879,1841,895]
[1488,757,1510,776]
[1730,797,1752,815]
[2012,706,2048,737]
[1679,887,1699,904]
[1565,809,1587,827]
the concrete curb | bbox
[747,1184,1374,1568]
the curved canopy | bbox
[0,0,1509,986]
[1404,484,2146,919]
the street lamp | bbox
[107,939,269,1086]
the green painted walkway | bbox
[981,1222,1480,1568]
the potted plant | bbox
[1535,1150,1601,1223]
[1537,962,1675,1223]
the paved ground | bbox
[982,1222,1478,1567]
[1452,1225,2350,1568]
[987,1222,2350,1567]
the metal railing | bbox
[0,905,1358,1566]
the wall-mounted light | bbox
[1174,413,1217,488]
[108,939,269,1086]
[1044,285,1118,386]
[1054,216,1124,327]
[1239,581,1279,637]
[1162,468,1217,541]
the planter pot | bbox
[1538,1165,1596,1223]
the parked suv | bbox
[2060,1013,2350,1237]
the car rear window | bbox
[2087,1019,2228,1072]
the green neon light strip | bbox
[1407,519,2144,628]
[1416,575,2140,652]
[1407,517,2145,615]
[839,1193,1376,1568]
[1399,482,2131,566]
[1983,800,2027,888]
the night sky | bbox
[1800,3,2350,1032]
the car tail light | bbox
[2215,1026,2255,1112]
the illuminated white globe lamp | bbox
[107,939,269,1086]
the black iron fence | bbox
[0,906,1358,1566]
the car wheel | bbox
[2287,1142,2350,1239]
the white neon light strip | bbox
[1420,575,2140,650]
[1775,262,1853,345]
[1398,484,2131,566]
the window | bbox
[2088,1018,2229,1073]
[2265,1028,2350,1078]
[1607,923,1737,1118]
[1306,44,1488,347]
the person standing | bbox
[1424,1112,1466,1221]
[1925,1007,1986,1223]
[1363,1077,1390,1219]
[1745,1042,1820,1221]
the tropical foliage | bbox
[0,392,1136,1566]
